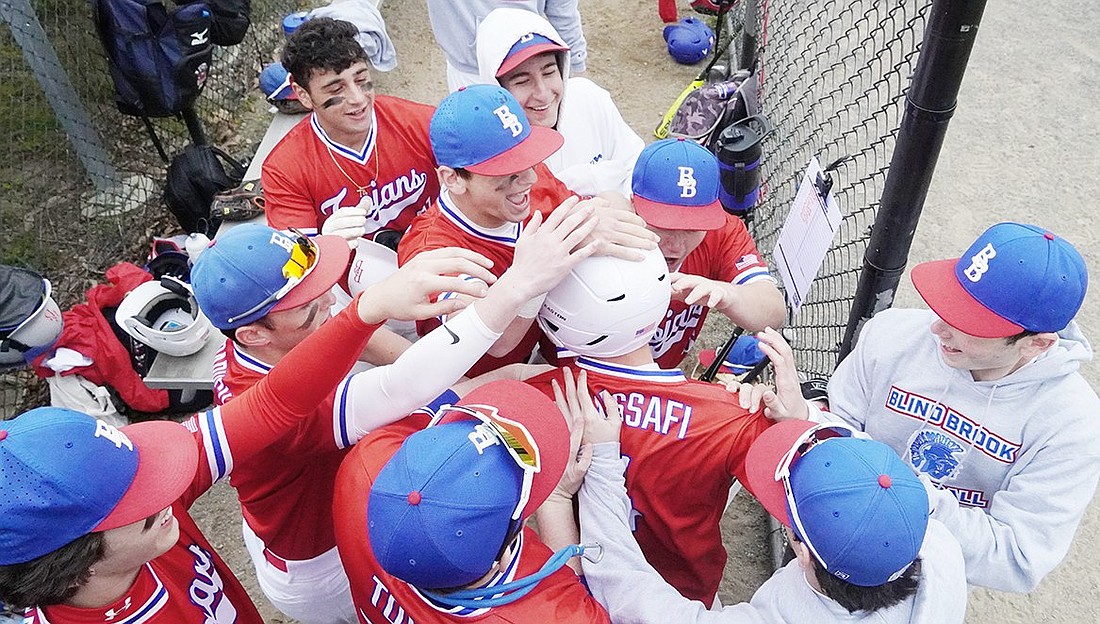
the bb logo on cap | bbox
[468,423,504,455]
[677,166,698,198]
[494,105,524,137]
[963,243,996,282]
[269,230,297,254]
[94,420,134,451]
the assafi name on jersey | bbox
[886,386,1021,463]
[611,392,694,439]
[649,304,704,358]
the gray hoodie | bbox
[826,307,1100,592]
[579,444,968,623]
[427,0,587,77]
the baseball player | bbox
[332,378,610,623]
[809,222,1100,592]
[524,248,806,605]
[631,138,786,369]
[428,0,588,91]
[0,251,480,623]
[262,17,439,249]
[553,389,968,623]
[398,84,656,377]
[189,212,598,622]
[475,7,644,196]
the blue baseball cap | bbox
[911,222,1088,337]
[632,138,726,230]
[191,224,350,330]
[697,334,766,374]
[745,420,929,587]
[367,380,570,589]
[259,62,296,101]
[430,84,564,176]
[496,33,568,77]
[0,407,197,565]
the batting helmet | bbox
[115,276,212,357]
[663,17,715,65]
[0,266,63,369]
[538,248,671,358]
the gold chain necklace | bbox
[325,139,380,199]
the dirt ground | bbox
[190,0,1100,621]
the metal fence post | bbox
[1,0,119,192]
[838,0,990,361]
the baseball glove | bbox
[212,178,265,222]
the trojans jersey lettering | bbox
[526,358,772,605]
[649,214,773,369]
[262,95,440,237]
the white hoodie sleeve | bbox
[580,444,768,624]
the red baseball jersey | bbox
[397,170,572,376]
[526,357,772,604]
[27,309,381,623]
[649,213,774,369]
[333,416,611,624]
[262,95,439,237]
[209,339,359,562]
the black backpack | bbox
[194,0,251,47]
[92,0,214,118]
[164,144,246,237]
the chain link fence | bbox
[1,0,302,418]
[747,0,932,376]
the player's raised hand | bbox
[670,272,735,308]
[356,247,496,324]
[504,198,600,300]
[321,201,370,249]
[551,368,597,497]
[579,194,659,261]
[726,327,808,422]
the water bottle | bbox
[715,115,773,216]
[282,11,309,37]
[703,80,741,100]
[185,233,211,263]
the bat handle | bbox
[700,326,744,383]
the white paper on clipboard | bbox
[772,157,843,313]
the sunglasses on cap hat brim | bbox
[226,228,319,326]
[429,403,541,518]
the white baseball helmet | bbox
[1,268,63,368]
[115,276,212,357]
[538,248,671,358]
